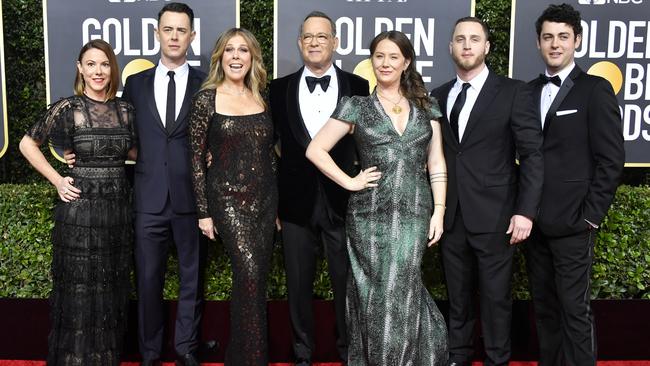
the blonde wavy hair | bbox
[201,28,267,109]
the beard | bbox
[452,51,486,72]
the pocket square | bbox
[556,109,578,116]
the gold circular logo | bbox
[587,61,623,95]
[122,59,156,86]
[353,58,376,93]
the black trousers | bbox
[525,225,597,366]
[134,195,203,359]
[281,195,349,362]
[441,211,514,366]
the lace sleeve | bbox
[25,97,75,148]
[118,99,138,149]
[188,89,214,219]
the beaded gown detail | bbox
[189,89,278,366]
[331,93,448,366]
[26,95,135,366]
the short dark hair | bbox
[535,3,582,39]
[454,16,489,40]
[158,2,194,29]
[299,11,336,37]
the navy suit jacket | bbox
[431,71,544,233]
[528,66,624,236]
[122,66,206,214]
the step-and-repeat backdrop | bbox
[43,0,238,159]
[274,0,475,90]
[510,0,650,166]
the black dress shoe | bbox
[140,360,161,366]
[176,352,200,366]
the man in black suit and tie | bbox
[526,5,625,365]
[269,11,368,366]
[430,17,544,366]
[122,3,206,366]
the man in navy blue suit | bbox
[121,3,206,366]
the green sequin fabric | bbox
[332,92,448,366]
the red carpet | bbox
[2,362,650,366]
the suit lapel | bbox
[335,65,351,100]
[145,70,167,134]
[286,67,311,148]
[543,66,580,135]
[531,78,544,130]
[462,72,501,145]
[436,80,459,149]
[168,67,202,136]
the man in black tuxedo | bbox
[430,17,543,366]
[121,3,206,366]
[526,5,624,365]
[269,11,368,366]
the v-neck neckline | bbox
[373,92,412,137]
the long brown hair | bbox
[370,31,431,111]
[201,28,267,109]
[74,39,120,100]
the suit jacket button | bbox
[457,151,462,156]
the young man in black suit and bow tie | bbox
[526,4,625,365]
[269,11,368,366]
[122,3,206,366]
[430,17,544,366]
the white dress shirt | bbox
[446,65,490,140]
[540,62,575,128]
[299,65,339,138]
[154,60,190,126]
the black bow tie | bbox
[539,74,562,87]
[305,75,331,93]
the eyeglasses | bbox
[301,33,332,44]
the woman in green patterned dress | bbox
[306,31,448,365]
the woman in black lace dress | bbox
[188,28,278,366]
[19,40,136,365]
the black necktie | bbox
[165,70,176,132]
[305,75,331,93]
[449,83,471,143]
[539,74,561,87]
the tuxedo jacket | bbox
[528,66,624,237]
[269,65,369,225]
[122,66,206,214]
[431,71,544,233]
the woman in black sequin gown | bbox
[188,28,278,366]
[19,40,136,365]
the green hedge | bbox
[2,183,648,300]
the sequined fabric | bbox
[332,92,448,366]
[26,95,136,366]
[189,89,278,366]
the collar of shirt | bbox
[453,64,489,95]
[154,60,190,126]
[156,60,189,79]
[446,66,490,141]
[545,62,575,85]
[299,64,339,138]
[539,62,575,127]
[301,64,338,93]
